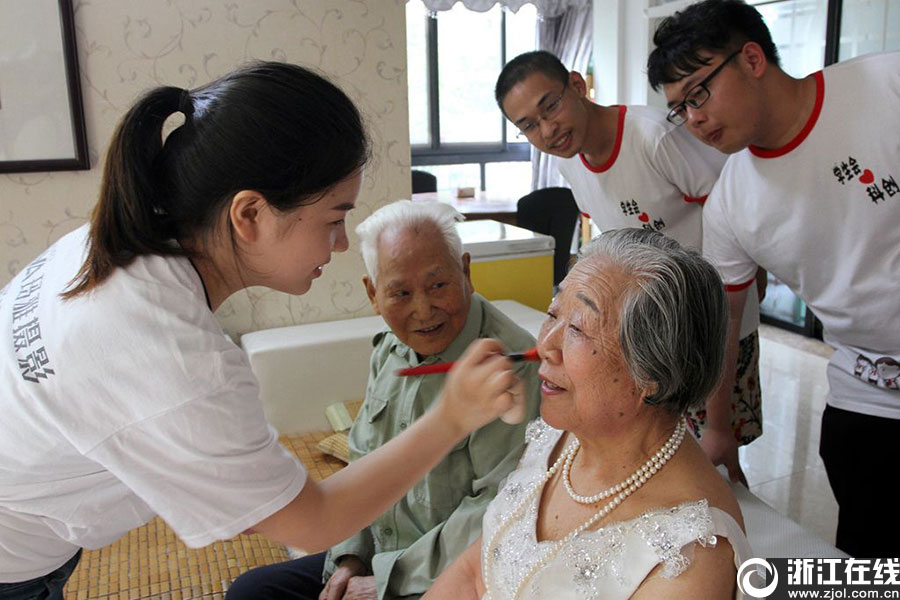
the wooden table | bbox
[411,190,518,225]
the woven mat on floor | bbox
[63,431,345,599]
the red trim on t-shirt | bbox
[749,71,824,159]
[683,194,707,205]
[724,277,756,292]
[581,212,591,218]
[579,105,626,173]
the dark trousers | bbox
[819,405,900,558]
[226,552,327,600]
[0,551,81,600]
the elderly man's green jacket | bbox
[323,293,541,599]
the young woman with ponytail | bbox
[0,62,522,598]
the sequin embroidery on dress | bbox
[482,419,723,600]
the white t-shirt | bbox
[703,52,900,419]
[0,225,306,582]
[558,105,759,338]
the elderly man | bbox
[227,201,540,599]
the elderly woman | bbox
[426,229,752,600]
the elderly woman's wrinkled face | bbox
[364,222,473,357]
[537,257,644,433]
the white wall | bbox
[592,0,655,107]
[0,0,410,340]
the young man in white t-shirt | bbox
[648,0,900,557]
[496,50,764,484]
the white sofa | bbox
[240,300,845,559]
[240,300,546,434]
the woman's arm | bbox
[630,539,737,600]
[251,339,523,553]
[423,536,484,600]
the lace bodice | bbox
[480,419,753,600]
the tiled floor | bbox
[742,324,839,545]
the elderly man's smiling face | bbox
[363,221,473,357]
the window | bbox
[839,0,900,58]
[406,1,538,191]
[755,0,828,78]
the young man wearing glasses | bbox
[496,50,764,486]
[648,0,900,558]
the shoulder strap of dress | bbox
[708,507,754,571]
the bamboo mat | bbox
[63,431,346,599]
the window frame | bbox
[409,8,533,189]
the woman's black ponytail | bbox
[64,87,188,297]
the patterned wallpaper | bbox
[0,0,410,339]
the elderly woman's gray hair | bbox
[355,200,465,284]
[578,228,728,414]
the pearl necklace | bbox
[562,420,686,504]
[482,420,687,600]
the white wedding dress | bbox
[480,420,753,600]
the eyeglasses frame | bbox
[515,83,568,139]
[666,49,742,127]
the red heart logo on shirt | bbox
[638,213,650,222]
[860,169,874,184]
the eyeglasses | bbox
[666,50,741,127]
[515,86,567,139]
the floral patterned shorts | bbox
[686,331,763,446]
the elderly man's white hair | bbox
[356,200,466,284]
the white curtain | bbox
[532,4,592,190]
[412,0,590,18]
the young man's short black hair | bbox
[495,50,569,115]
[647,0,780,91]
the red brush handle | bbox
[395,347,539,377]
[396,362,455,376]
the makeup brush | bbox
[395,347,539,377]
